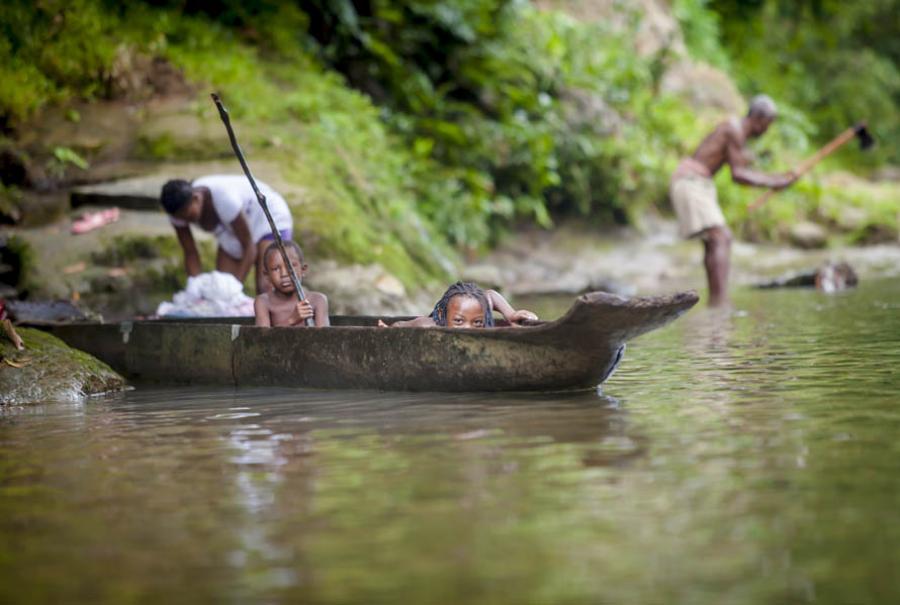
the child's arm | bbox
[486,289,538,325]
[310,292,330,327]
[254,294,271,327]
[288,300,314,326]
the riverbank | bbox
[472,218,900,303]
[8,204,898,321]
[1,1,897,319]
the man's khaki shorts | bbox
[670,176,726,239]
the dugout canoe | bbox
[45,290,698,392]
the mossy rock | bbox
[0,327,126,404]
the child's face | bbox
[446,295,486,328]
[266,249,306,294]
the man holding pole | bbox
[670,95,796,306]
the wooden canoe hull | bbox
[47,290,697,392]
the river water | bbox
[2,279,899,604]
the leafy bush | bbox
[0,0,122,125]
[709,0,900,166]
[2,0,894,260]
[293,2,714,242]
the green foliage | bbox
[723,170,900,246]
[45,146,89,180]
[51,146,89,170]
[673,0,731,70]
[0,0,122,125]
[1,0,894,261]
[154,8,457,284]
[2,235,33,292]
[298,2,707,242]
[709,0,900,165]
[0,183,23,223]
[0,1,459,286]
[91,235,173,266]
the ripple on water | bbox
[1,279,900,604]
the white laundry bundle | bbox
[155,271,255,317]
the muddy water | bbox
[2,279,899,604]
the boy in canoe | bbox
[161,175,294,294]
[254,241,329,327]
[380,281,537,328]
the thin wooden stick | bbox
[1,318,25,351]
[748,125,861,213]
[211,93,313,326]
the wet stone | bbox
[0,327,126,405]
[790,221,829,249]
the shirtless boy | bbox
[671,95,797,306]
[380,282,538,328]
[254,241,329,327]
[160,175,294,294]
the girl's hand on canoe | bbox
[509,309,538,326]
[377,319,389,328]
[291,300,315,325]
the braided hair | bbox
[430,281,494,327]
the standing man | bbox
[160,175,294,294]
[671,95,796,306]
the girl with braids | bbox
[379,282,538,328]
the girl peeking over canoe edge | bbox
[254,241,330,327]
[379,282,538,329]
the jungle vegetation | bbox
[1,0,896,279]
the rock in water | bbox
[6,300,87,324]
[755,262,858,292]
[789,221,829,249]
[0,327,126,404]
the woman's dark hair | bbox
[430,281,494,327]
[160,179,193,214]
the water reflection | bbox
[1,279,900,603]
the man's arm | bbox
[230,215,256,282]
[726,133,795,189]
[174,225,202,277]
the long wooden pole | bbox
[748,125,861,212]
[211,93,313,326]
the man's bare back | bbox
[674,115,794,189]
[676,118,743,178]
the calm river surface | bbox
[2,279,899,604]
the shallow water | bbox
[2,279,900,604]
